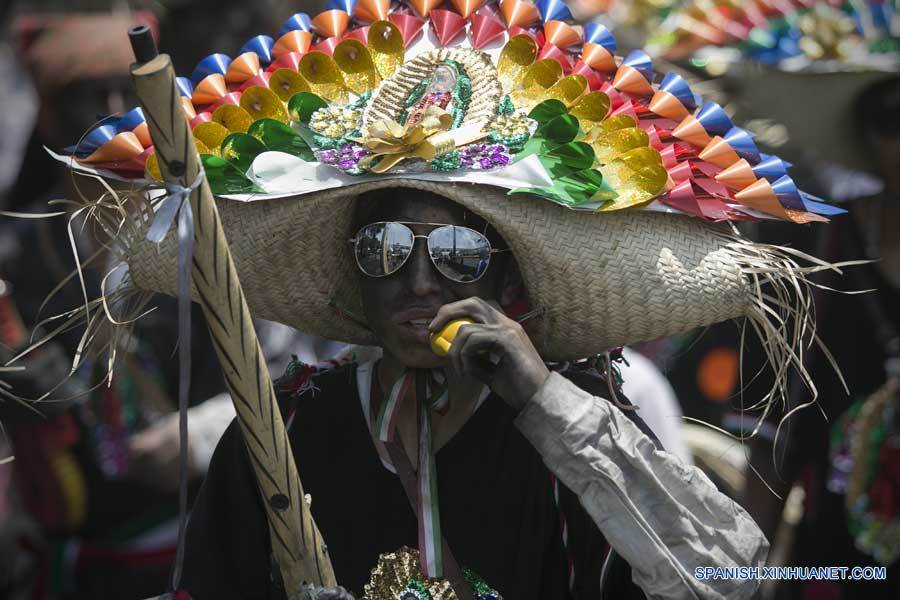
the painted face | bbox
[354,190,507,368]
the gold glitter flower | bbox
[489,113,531,137]
[310,106,362,138]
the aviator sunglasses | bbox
[350,221,508,283]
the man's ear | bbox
[498,256,526,309]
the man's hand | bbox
[429,297,550,411]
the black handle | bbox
[128,24,158,64]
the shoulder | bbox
[554,361,661,447]
[554,362,626,405]
[273,358,363,430]
[275,358,357,401]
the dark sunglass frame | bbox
[349,221,508,283]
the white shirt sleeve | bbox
[514,372,767,600]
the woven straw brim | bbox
[127,181,752,361]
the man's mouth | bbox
[394,314,437,345]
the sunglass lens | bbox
[428,226,492,283]
[355,222,414,277]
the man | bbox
[44,2,841,596]
[181,188,768,599]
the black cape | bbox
[182,365,654,599]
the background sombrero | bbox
[638,0,899,173]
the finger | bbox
[429,297,501,332]
[455,329,505,382]
[446,321,481,378]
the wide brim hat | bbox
[126,178,762,361]
[57,0,845,374]
[722,65,895,175]
[649,0,899,176]
[651,0,900,72]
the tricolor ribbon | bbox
[373,370,453,578]
[416,376,443,578]
[145,169,205,591]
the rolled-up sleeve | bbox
[514,372,768,600]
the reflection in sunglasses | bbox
[353,222,495,283]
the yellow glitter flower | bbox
[310,106,361,138]
[489,113,532,138]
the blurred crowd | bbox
[0,1,897,599]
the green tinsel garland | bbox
[446,60,471,130]
[430,150,461,171]
[497,95,515,116]
[399,79,431,126]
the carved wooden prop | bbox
[127,26,335,595]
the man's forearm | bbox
[515,372,768,600]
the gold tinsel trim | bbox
[363,546,458,600]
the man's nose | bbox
[405,240,441,297]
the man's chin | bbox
[388,345,445,370]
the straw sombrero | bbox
[57,0,846,387]
[642,0,899,173]
[649,0,900,71]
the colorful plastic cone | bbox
[272,52,304,72]
[536,0,572,23]
[612,64,652,96]
[500,0,541,27]
[581,42,616,71]
[695,101,733,137]
[430,9,468,45]
[192,54,232,84]
[672,114,711,147]
[715,158,758,190]
[389,13,426,46]
[192,74,228,105]
[343,26,371,43]
[722,127,760,163]
[699,136,741,168]
[450,0,486,18]
[279,13,313,35]
[536,43,573,72]
[648,90,689,120]
[354,0,391,22]
[470,13,506,48]
[658,71,697,110]
[313,36,342,56]
[409,0,445,17]
[312,9,351,38]
[240,35,275,64]
[752,155,790,181]
[273,30,313,56]
[544,20,581,48]
[82,132,144,164]
[226,52,261,83]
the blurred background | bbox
[0,1,897,599]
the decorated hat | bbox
[55,0,846,400]
[649,0,899,71]
[638,1,898,174]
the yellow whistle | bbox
[429,319,474,357]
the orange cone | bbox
[715,159,757,190]
[698,136,741,169]
[672,114,711,147]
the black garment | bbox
[182,365,654,599]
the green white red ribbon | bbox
[373,370,446,578]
